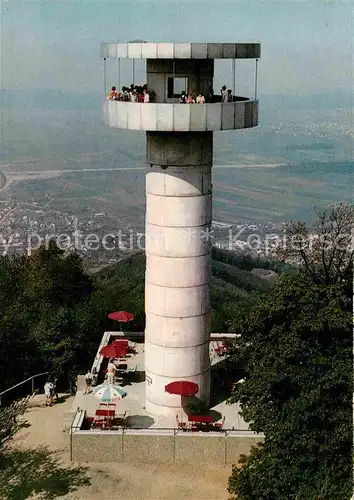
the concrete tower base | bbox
[144,132,213,418]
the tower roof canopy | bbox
[101,42,260,60]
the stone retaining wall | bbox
[70,430,263,466]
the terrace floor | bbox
[69,335,250,431]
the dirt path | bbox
[8,394,230,500]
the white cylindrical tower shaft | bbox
[145,132,213,417]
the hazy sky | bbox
[1,0,353,95]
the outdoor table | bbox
[188,415,213,424]
[95,409,115,417]
[99,402,116,409]
[94,408,115,429]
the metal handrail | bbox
[70,407,84,433]
[121,427,259,434]
[71,423,261,435]
[105,96,251,104]
[70,406,83,461]
[0,371,49,406]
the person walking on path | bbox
[44,379,54,407]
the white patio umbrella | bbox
[93,384,127,403]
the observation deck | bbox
[102,99,258,132]
[101,41,260,133]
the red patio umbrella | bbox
[99,343,128,358]
[165,381,199,397]
[165,381,199,421]
[108,311,135,331]
[108,311,134,322]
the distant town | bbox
[0,198,284,266]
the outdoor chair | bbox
[92,420,105,429]
[93,412,114,429]
[99,402,116,409]
[214,416,226,430]
[176,415,187,430]
[127,366,137,378]
[124,366,137,382]
[214,342,227,355]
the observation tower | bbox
[101,41,261,417]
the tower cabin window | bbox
[167,77,187,98]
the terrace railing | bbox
[0,372,49,407]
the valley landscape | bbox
[0,89,353,263]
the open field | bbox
[0,163,284,193]
[3,158,351,226]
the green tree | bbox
[0,242,96,391]
[0,256,37,390]
[276,202,353,287]
[227,204,353,499]
[20,240,92,307]
[227,276,352,499]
